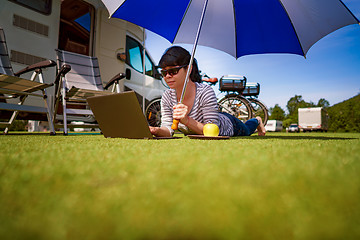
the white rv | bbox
[298,107,329,132]
[0,0,167,125]
[265,120,283,132]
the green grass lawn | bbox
[1,132,359,239]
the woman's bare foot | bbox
[256,116,266,136]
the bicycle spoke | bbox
[248,98,269,125]
[146,99,162,127]
[219,96,252,121]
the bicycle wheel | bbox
[248,98,269,126]
[218,94,252,122]
[145,98,162,127]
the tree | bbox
[317,98,330,108]
[282,118,297,128]
[286,95,309,122]
[328,94,360,132]
[286,95,304,116]
[269,104,285,120]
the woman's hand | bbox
[173,103,204,134]
[149,126,159,135]
[173,103,188,124]
[149,126,171,137]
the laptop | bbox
[86,91,178,139]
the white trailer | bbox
[0,0,167,115]
[298,107,329,132]
[265,120,283,132]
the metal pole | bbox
[171,0,209,130]
[142,29,146,114]
[179,0,209,103]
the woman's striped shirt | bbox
[160,82,234,136]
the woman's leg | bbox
[244,117,266,136]
[255,116,266,136]
[220,112,249,136]
[243,118,258,135]
[220,112,266,136]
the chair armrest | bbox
[104,73,126,90]
[54,64,72,86]
[14,60,56,77]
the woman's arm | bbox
[174,103,205,135]
[180,115,204,134]
[149,126,171,137]
[173,84,219,135]
[151,103,204,136]
[158,90,176,136]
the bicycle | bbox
[145,97,162,127]
[145,74,171,127]
[202,74,269,125]
[242,82,269,125]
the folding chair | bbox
[0,27,56,135]
[54,49,125,135]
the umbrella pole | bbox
[171,0,209,130]
[142,29,146,114]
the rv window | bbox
[126,36,161,79]
[75,12,91,32]
[145,52,161,79]
[126,36,143,73]
[58,0,94,56]
[145,53,153,76]
[9,0,52,15]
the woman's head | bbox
[158,46,201,83]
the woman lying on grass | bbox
[149,46,266,137]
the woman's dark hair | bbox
[158,46,201,83]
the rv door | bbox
[58,0,95,56]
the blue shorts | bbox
[220,112,259,136]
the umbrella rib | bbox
[339,0,360,24]
[171,0,194,43]
[275,0,305,57]
[231,0,238,58]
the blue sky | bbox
[144,0,360,112]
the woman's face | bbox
[162,65,188,89]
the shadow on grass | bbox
[236,135,359,141]
[1,132,102,136]
[2,132,358,141]
[1,132,50,136]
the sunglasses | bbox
[160,65,187,77]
